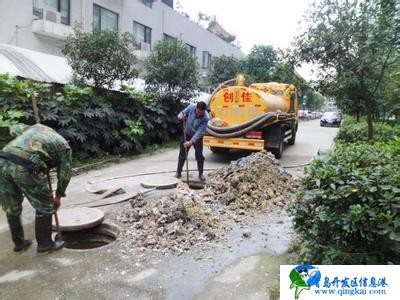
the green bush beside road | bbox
[290,118,400,264]
[336,116,400,143]
[0,74,180,159]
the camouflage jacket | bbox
[2,124,72,197]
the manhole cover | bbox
[141,176,180,189]
[61,223,119,250]
[53,207,104,231]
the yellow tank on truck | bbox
[204,75,298,158]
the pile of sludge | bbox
[204,151,298,213]
[119,151,298,253]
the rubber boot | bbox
[35,213,64,254]
[197,159,206,181]
[175,159,185,178]
[7,216,32,253]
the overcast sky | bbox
[177,0,317,80]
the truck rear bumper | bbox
[203,136,264,151]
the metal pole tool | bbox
[182,119,190,184]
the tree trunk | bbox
[366,103,374,140]
[356,111,360,122]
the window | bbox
[162,0,174,8]
[141,0,153,8]
[93,4,118,31]
[202,51,212,69]
[185,43,196,56]
[133,21,152,50]
[163,33,176,41]
[33,0,70,25]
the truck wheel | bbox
[287,128,296,145]
[210,147,229,154]
[271,139,283,159]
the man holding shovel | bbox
[0,123,74,254]
[175,101,209,182]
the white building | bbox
[0,0,243,78]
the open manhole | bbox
[60,223,119,250]
[187,181,205,190]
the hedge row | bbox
[290,118,400,264]
[335,116,400,143]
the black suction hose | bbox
[206,113,292,139]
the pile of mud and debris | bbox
[119,183,220,253]
[118,151,298,253]
[204,151,298,213]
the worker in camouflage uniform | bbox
[0,123,75,254]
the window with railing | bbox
[93,4,118,31]
[133,21,152,50]
[33,0,70,25]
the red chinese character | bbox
[223,91,233,102]
[241,92,252,102]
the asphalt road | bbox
[0,119,339,300]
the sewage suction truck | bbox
[204,75,298,158]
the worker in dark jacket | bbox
[0,124,74,254]
[175,101,210,181]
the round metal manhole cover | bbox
[52,207,104,232]
[140,176,180,189]
[61,223,119,250]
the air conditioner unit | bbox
[43,8,61,24]
[140,42,151,51]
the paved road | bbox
[0,119,338,300]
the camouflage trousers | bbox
[0,159,55,217]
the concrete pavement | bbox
[0,119,338,299]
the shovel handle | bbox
[47,171,62,240]
[182,119,190,184]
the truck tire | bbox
[270,128,284,159]
[271,138,283,159]
[264,125,284,159]
[210,146,229,154]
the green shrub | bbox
[335,116,400,143]
[0,73,180,159]
[289,139,400,264]
[144,39,199,121]
[62,28,138,89]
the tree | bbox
[144,40,200,138]
[62,28,138,89]
[209,55,243,86]
[294,0,399,139]
[144,39,200,102]
[380,54,400,119]
[244,45,278,82]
